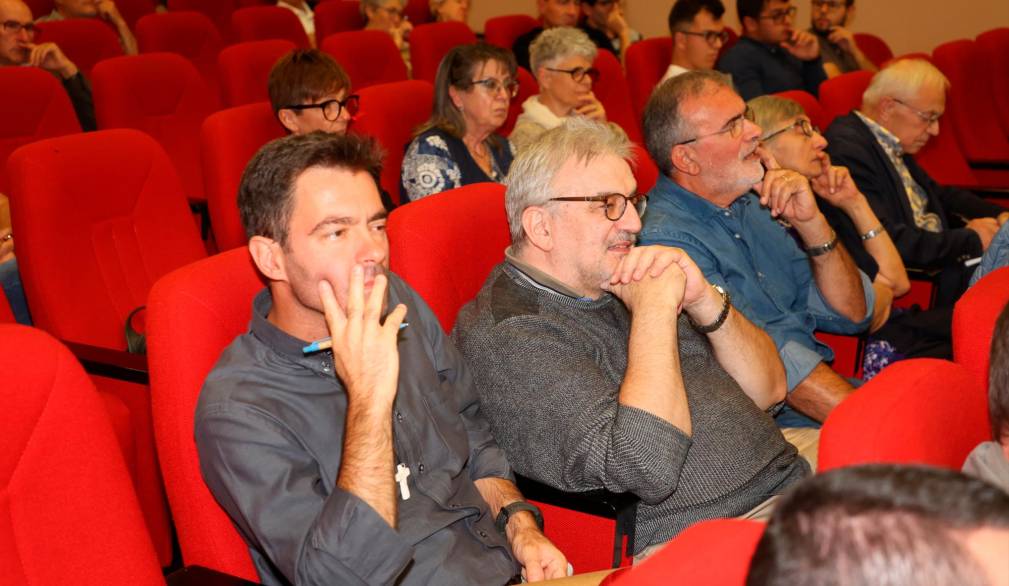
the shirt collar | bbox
[504,246,596,300]
[651,173,745,219]
[855,110,904,156]
[249,288,332,370]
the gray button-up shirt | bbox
[195,275,519,585]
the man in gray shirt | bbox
[195,132,566,585]
[454,118,809,560]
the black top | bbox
[61,71,96,132]
[717,36,827,100]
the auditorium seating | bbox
[147,248,263,582]
[818,69,873,128]
[501,66,538,137]
[0,288,14,323]
[953,267,1009,393]
[231,5,311,48]
[409,21,478,84]
[853,32,894,68]
[23,0,53,18]
[819,358,987,471]
[483,14,538,50]
[34,18,124,77]
[625,37,672,119]
[593,49,643,144]
[0,324,164,586]
[314,0,364,44]
[217,39,297,107]
[168,0,238,40]
[351,79,434,204]
[115,0,157,30]
[774,90,828,132]
[976,28,1009,140]
[202,101,287,252]
[135,11,225,101]
[321,30,408,90]
[0,67,81,194]
[404,0,433,26]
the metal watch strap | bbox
[689,284,731,334]
[805,230,838,257]
[860,225,885,241]
[495,501,544,534]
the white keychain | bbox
[395,463,411,500]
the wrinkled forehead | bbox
[682,83,743,134]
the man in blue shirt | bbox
[640,70,873,425]
[718,0,826,100]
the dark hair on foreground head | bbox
[268,49,351,115]
[668,0,726,34]
[736,0,768,22]
[990,301,1009,443]
[238,131,384,247]
[747,464,1009,586]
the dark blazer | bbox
[824,112,1002,271]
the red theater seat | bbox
[976,29,1009,140]
[168,0,237,40]
[625,37,671,119]
[819,69,873,128]
[593,49,642,144]
[409,21,478,84]
[217,39,297,107]
[484,14,538,50]
[953,267,1009,393]
[148,248,264,582]
[853,33,893,68]
[0,324,163,586]
[231,5,311,48]
[321,30,408,90]
[0,288,14,323]
[314,0,364,45]
[774,90,828,132]
[202,101,286,252]
[136,11,225,101]
[115,0,157,30]
[34,18,123,77]
[501,66,538,137]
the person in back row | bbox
[401,43,517,202]
[809,0,876,77]
[661,0,728,83]
[36,0,137,55]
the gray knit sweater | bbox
[453,262,810,551]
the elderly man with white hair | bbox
[825,59,1009,307]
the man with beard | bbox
[809,0,876,78]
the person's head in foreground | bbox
[748,94,825,178]
[530,27,601,119]
[240,131,388,336]
[860,58,949,155]
[990,301,1009,452]
[747,464,1009,586]
[668,0,727,71]
[269,49,357,135]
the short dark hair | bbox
[238,132,384,247]
[747,464,1009,586]
[416,42,516,142]
[736,0,767,22]
[990,301,1009,443]
[668,0,725,34]
[267,49,351,115]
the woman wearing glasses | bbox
[510,27,622,154]
[401,43,517,202]
[749,95,951,378]
[362,0,413,73]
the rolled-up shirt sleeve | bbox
[195,403,414,586]
[807,268,875,334]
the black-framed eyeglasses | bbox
[545,66,601,85]
[676,29,730,47]
[761,118,819,142]
[676,105,755,146]
[759,6,797,23]
[464,77,520,98]
[892,98,941,126]
[282,94,360,121]
[1,20,37,36]
[548,192,647,221]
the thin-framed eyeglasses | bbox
[379,6,404,18]
[759,6,797,23]
[811,0,845,10]
[282,94,360,121]
[676,29,730,47]
[1,20,36,36]
[545,66,601,85]
[465,77,520,98]
[761,118,819,142]
[892,98,941,125]
[676,105,756,146]
[548,192,647,221]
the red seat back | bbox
[404,0,432,25]
[23,0,53,18]
[217,39,297,107]
[168,0,237,40]
[603,519,765,586]
[231,5,311,48]
[976,29,1009,139]
[34,18,123,77]
[819,69,873,128]
[135,11,225,102]
[5,129,206,349]
[625,37,672,119]
[115,0,157,30]
[314,0,363,45]
[853,33,893,68]
[953,267,1009,393]
[483,14,538,50]
[202,102,287,252]
[92,53,218,200]
[0,67,81,194]
[819,358,988,471]
[409,21,478,83]
[388,183,510,332]
[773,90,828,132]
[351,79,434,204]
[933,39,1009,164]
[815,331,862,379]
[914,116,978,187]
[0,289,13,323]
[147,248,264,581]
[501,66,538,137]
[594,49,642,144]
[321,30,408,90]
[630,143,658,193]
[0,324,164,586]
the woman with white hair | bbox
[509,27,622,153]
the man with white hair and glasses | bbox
[825,59,1009,307]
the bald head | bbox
[0,0,34,66]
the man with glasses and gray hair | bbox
[825,59,1009,307]
[454,117,809,562]
[718,0,826,100]
[640,70,874,430]
[661,0,728,83]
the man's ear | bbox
[672,30,687,53]
[521,206,555,251]
[670,144,701,176]
[277,108,300,134]
[248,235,287,283]
[740,15,758,37]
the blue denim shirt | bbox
[640,175,874,392]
